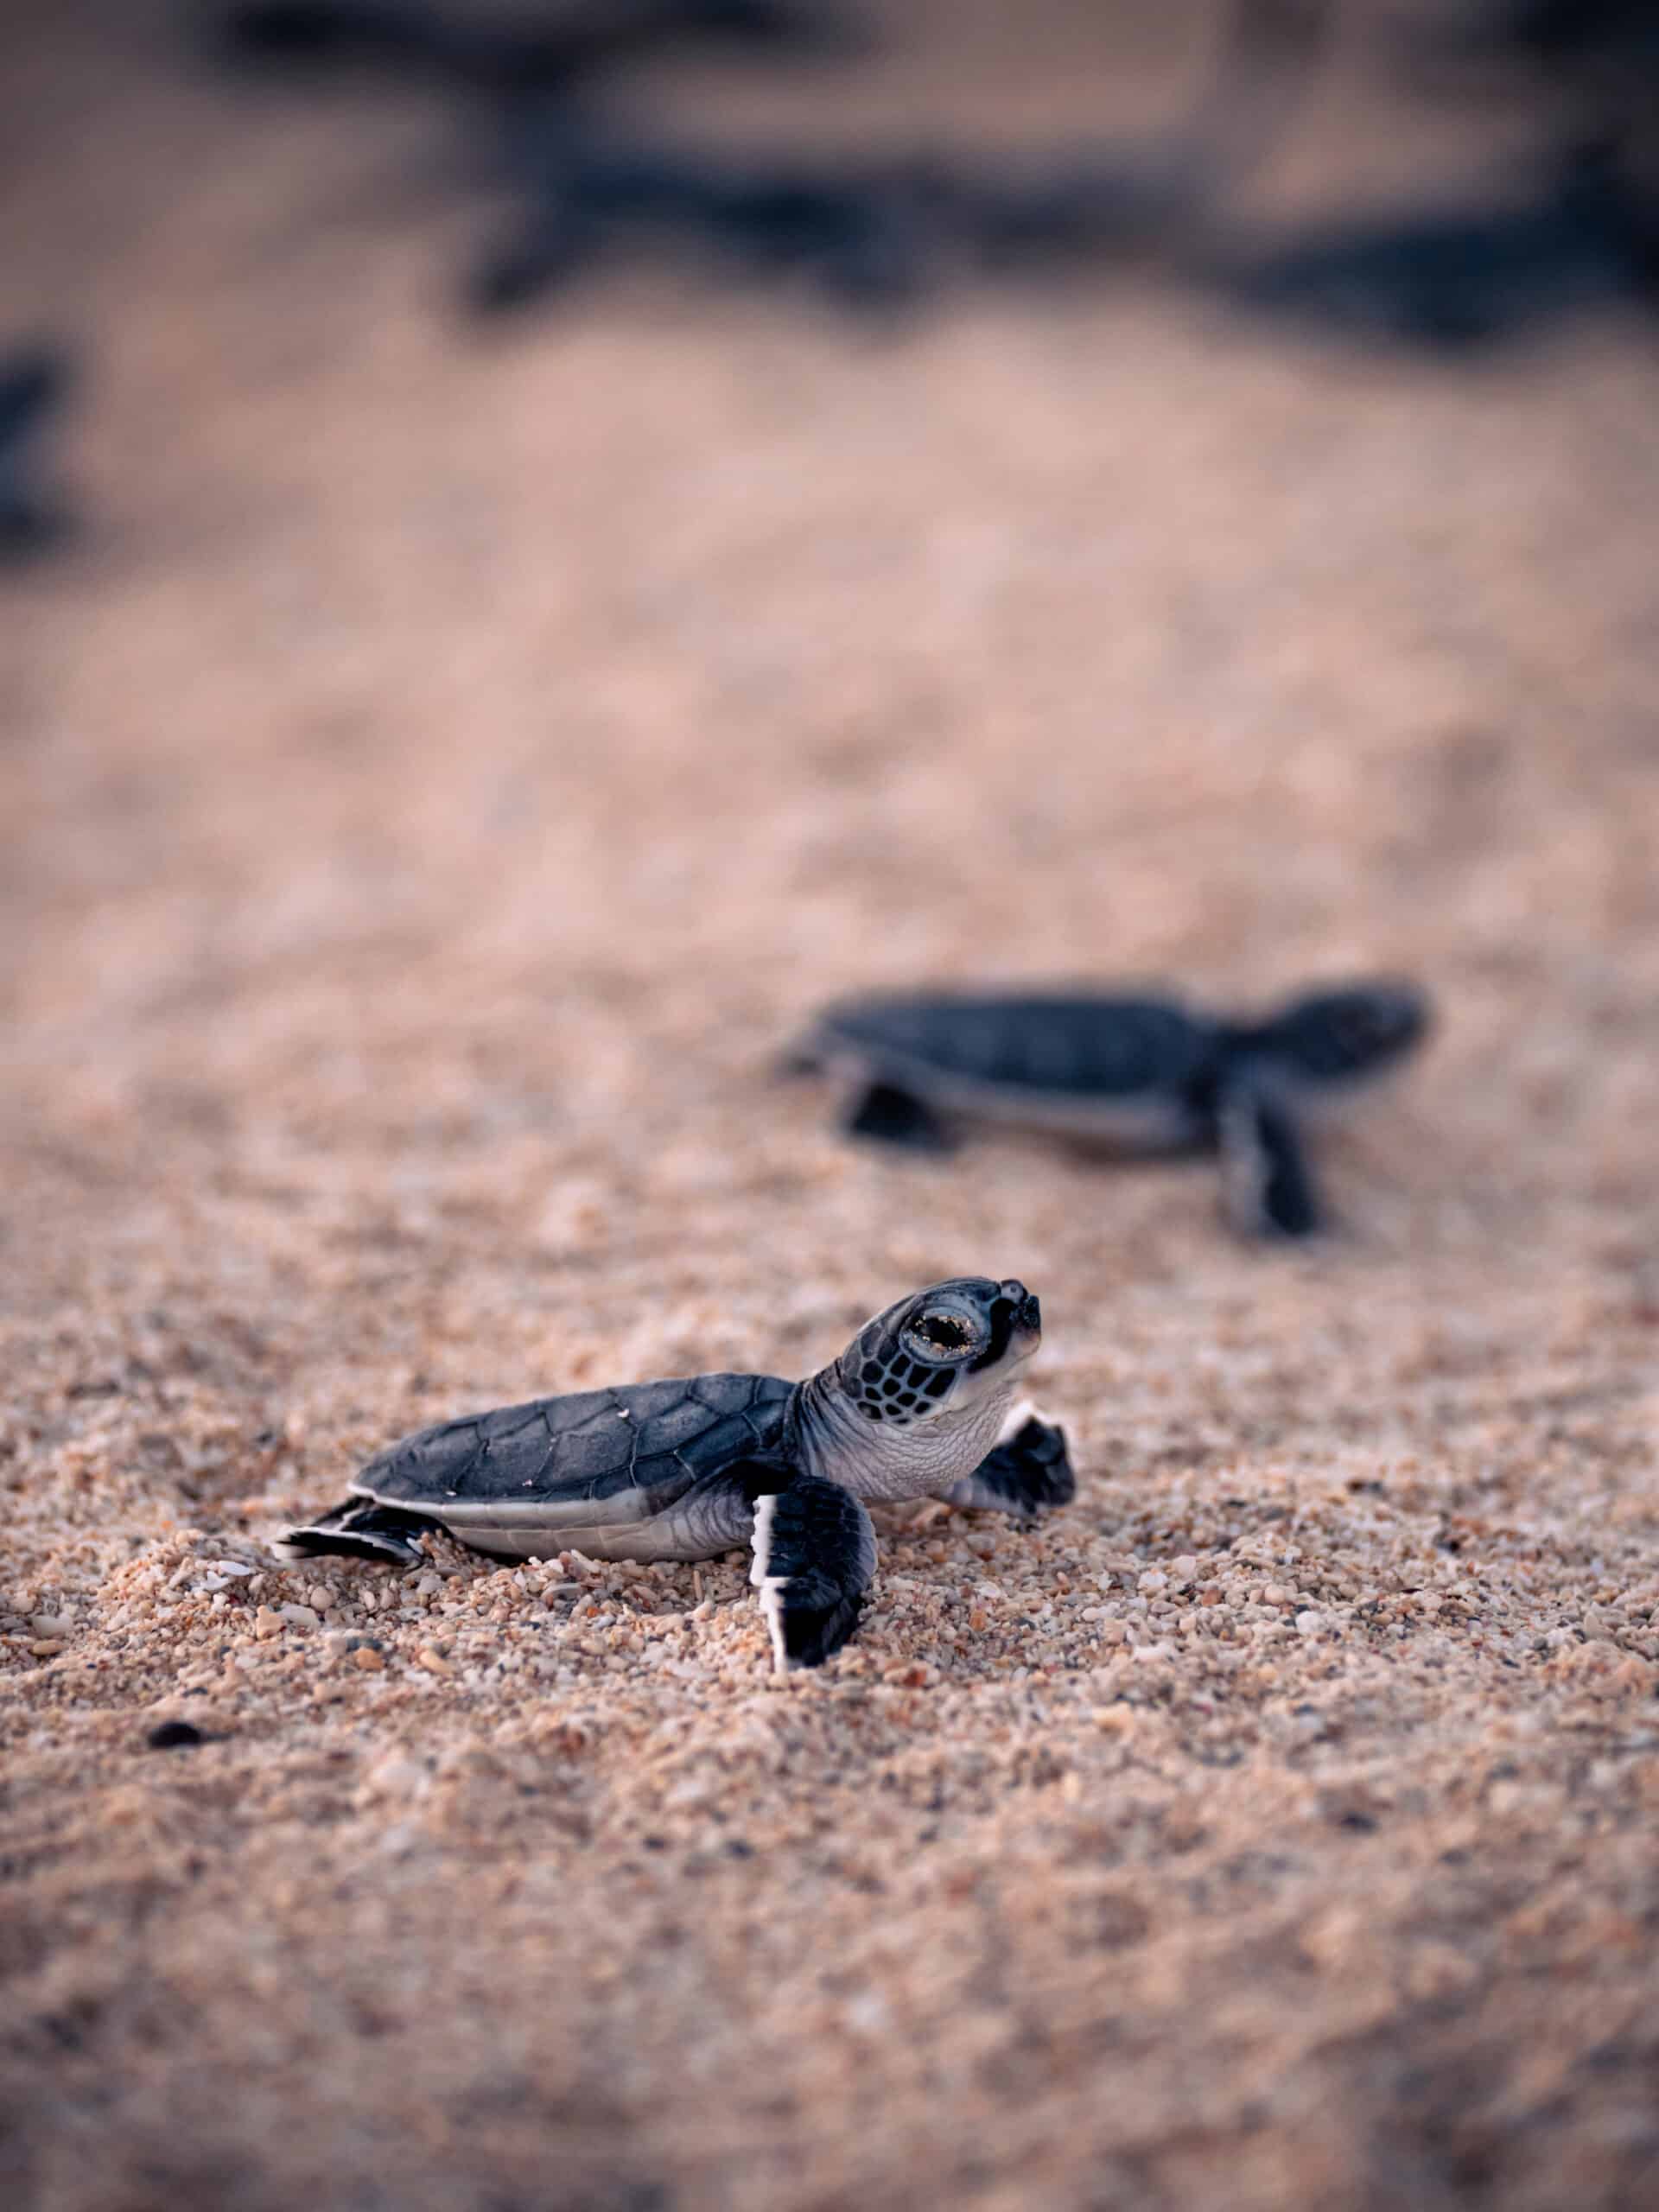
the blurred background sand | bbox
[3,4,1658,2208]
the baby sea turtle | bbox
[791,981,1429,1239]
[280,1277,1071,1669]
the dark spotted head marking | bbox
[838,1276,1041,1426]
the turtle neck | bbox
[789,1363,1017,1502]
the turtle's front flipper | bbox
[1217,1083,1323,1238]
[843,1081,956,1153]
[749,1478,876,1669]
[941,1406,1076,1516]
[277,1497,436,1568]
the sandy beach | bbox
[4,4,1659,2206]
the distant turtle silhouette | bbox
[791,981,1430,1240]
[0,345,75,558]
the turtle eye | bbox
[908,1310,976,1357]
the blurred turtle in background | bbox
[1217,0,1659,349]
[213,0,851,92]
[0,345,76,560]
[201,0,1338,320]
[1418,0,1659,86]
[468,128,941,312]
[791,982,1431,1242]
[1216,137,1658,350]
[467,0,1333,314]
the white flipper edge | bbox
[748,1490,790,1675]
[997,1397,1048,1444]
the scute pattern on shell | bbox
[353,1372,793,1509]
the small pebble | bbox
[147,1719,204,1751]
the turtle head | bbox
[1257,981,1430,1085]
[836,1277,1041,1427]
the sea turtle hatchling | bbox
[791,981,1430,1238]
[280,1277,1071,1669]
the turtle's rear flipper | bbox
[749,1478,876,1669]
[844,1081,955,1153]
[278,1497,436,1567]
[1218,1084,1324,1238]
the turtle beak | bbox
[998,1280,1042,1353]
